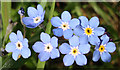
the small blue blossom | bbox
[92,34,116,62]
[18,7,25,16]
[22,4,45,28]
[74,16,105,45]
[51,11,80,39]
[32,32,60,61]
[59,35,90,66]
[5,30,31,61]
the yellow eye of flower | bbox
[16,41,23,50]
[44,43,53,53]
[69,46,80,58]
[59,22,70,31]
[99,45,105,52]
[34,17,41,23]
[85,28,93,36]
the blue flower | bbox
[92,34,116,62]
[18,7,25,16]
[74,16,105,45]
[5,30,31,61]
[59,35,90,66]
[32,32,60,61]
[22,4,45,28]
[51,11,80,39]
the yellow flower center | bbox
[33,17,41,23]
[44,43,53,53]
[59,22,70,31]
[16,41,23,50]
[69,46,80,58]
[99,45,105,52]
[85,28,93,36]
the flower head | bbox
[51,11,80,39]
[74,16,105,45]
[5,30,31,61]
[18,7,25,16]
[92,34,116,62]
[32,32,60,61]
[59,35,90,66]
[22,4,45,28]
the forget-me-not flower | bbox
[92,34,116,62]
[51,11,79,39]
[22,4,45,28]
[32,32,60,61]
[5,30,31,61]
[59,35,90,66]
[74,16,105,45]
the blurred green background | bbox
[0,1,120,70]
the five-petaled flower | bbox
[59,35,91,66]
[32,32,60,61]
[92,34,116,62]
[74,16,105,45]
[5,30,31,61]
[51,11,80,39]
[22,4,45,28]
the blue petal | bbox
[94,27,105,36]
[79,16,88,28]
[106,42,116,53]
[88,35,100,45]
[63,29,73,39]
[9,32,18,43]
[75,54,87,66]
[32,41,45,53]
[51,36,58,48]
[41,11,45,20]
[51,48,60,59]
[59,43,71,54]
[27,7,38,18]
[69,18,80,29]
[92,50,100,62]
[79,35,88,44]
[53,28,63,37]
[5,43,16,52]
[17,30,23,42]
[74,25,84,36]
[101,52,111,62]
[69,35,79,47]
[89,17,99,28]
[79,44,90,54]
[51,17,62,27]
[101,34,109,45]
[22,38,28,48]
[61,11,71,22]
[12,50,20,61]
[63,54,74,66]
[40,32,50,44]
[38,51,50,61]
[21,47,31,58]
[37,4,43,16]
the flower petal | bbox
[59,43,71,54]
[106,42,116,53]
[21,47,31,58]
[79,44,90,54]
[51,36,58,48]
[51,48,60,59]
[75,54,87,66]
[22,38,28,48]
[12,50,20,61]
[101,34,109,45]
[92,50,100,62]
[40,32,50,43]
[74,25,84,36]
[63,54,74,66]
[17,30,23,41]
[38,51,50,61]
[88,35,100,45]
[69,18,79,29]
[53,28,63,37]
[79,35,88,44]
[9,32,18,43]
[27,7,38,18]
[61,11,71,22]
[37,4,43,16]
[101,52,111,62]
[51,17,62,27]
[5,43,16,52]
[32,41,45,53]
[89,17,99,28]
[79,16,88,28]
[69,35,79,47]
[94,27,105,36]
[63,29,73,39]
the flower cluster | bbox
[5,4,116,67]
